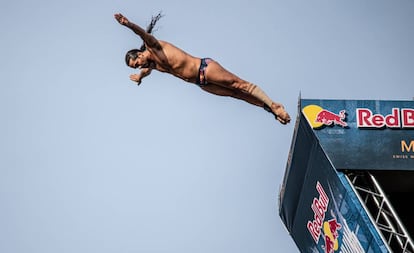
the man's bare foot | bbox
[264,103,291,125]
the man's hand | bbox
[129,73,142,85]
[130,68,152,86]
[114,13,129,25]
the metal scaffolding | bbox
[345,171,414,253]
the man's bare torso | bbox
[147,40,201,83]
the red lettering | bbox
[316,182,329,205]
[357,108,414,128]
[402,109,414,127]
[357,109,372,127]
[385,108,400,127]
[371,115,384,127]
[312,199,325,220]
[307,221,320,243]
[307,182,330,243]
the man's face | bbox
[128,52,145,69]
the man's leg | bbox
[201,84,263,107]
[204,61,291,124]
[246,85,291,124]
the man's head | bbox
[123,12,163,69]
[125,49,143,68]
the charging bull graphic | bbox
[302,105,348,129]
[323,219,342,253]
[316,109,347,127]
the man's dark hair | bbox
[124,12,163,66]
[125,49,142,66]
[139,12,163,51]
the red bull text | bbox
[307,182,329,243]
[357,108,414,128]
[307,182,343,253]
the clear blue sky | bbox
[1,1,413,252]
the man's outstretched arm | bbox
[114,13,161,50]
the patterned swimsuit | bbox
[195,58,213,86]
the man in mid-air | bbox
[114,13,291,125]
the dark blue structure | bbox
[279,99,414,253]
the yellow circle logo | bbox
[302,105,324,128]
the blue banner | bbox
[301,99,414,170]
[280,111,389,252]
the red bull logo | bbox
[303,105,348,128]
[316,109,347,127]
[322,219,342,253]
[307,182,342,253]
[307,182,329,243]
